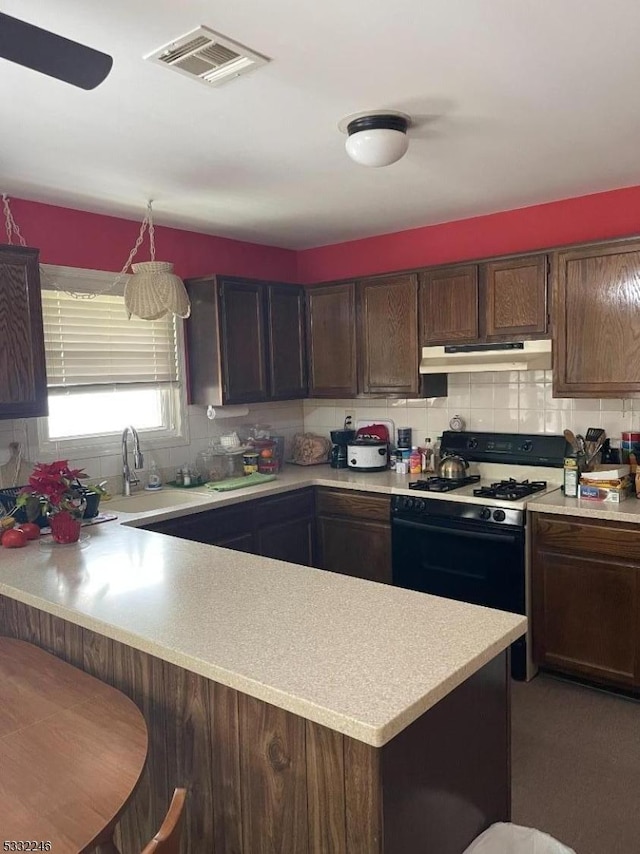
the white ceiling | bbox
[3,0,640,250]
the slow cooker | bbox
[347,439,389,472]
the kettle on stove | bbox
[437,454,469,480]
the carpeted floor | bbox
[511,673,640,854]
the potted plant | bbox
[17,460,95,544]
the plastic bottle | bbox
[409,446,422,475]
[421,438,433,473]
[147,459,162,490]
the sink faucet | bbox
[122,425,144,496]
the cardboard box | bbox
[579,476,633,503]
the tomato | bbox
[2,528,27,548]
[259,448,273,459]
[18,522,41,541]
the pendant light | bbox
[122,201,191,320]
[2,194,190,320]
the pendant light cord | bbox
[2,193,27,247]
[2,193,158,300]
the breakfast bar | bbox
[0,489,525,854]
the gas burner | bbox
[409,475,481,493]
[472,479,547,501]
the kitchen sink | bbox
[104,489,205,514]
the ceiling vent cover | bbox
[145,26,269,87]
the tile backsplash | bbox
[0,401,305,494]
[2,371,637,492]
[303,371,639,446]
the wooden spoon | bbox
[563,429,578,451]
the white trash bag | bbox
[463,822,576,854]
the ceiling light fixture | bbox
[121,201,191,320]
[339,111,411,167]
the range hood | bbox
[419,340,552,374]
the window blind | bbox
[41,290,179,390]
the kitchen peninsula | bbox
[0,475,525,854]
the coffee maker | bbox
[330,429,355,469]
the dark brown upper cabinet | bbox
[420,254,548,346]
[483,255,548,340]
[266,284,307,400]
[0,244,48,420]
[219,279,269,404]
[307,275,424,398]
[357,273,419,396]
[306,283,357,398]
[420,264,479,345]
[186,276,306,405]
[553,239,640,398]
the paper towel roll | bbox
[206,405,250,420]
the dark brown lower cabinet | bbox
[143,488,315,565]
[531,512,640,690]
[144,485,395,580]
[0,594,510,854]
[315,488,392,585]
[143,502,256,552]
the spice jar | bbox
[243,451,260,474]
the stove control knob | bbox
[414,498,425,512]
[479,507,492,520]
[520,440,533,453]
[493,509,506,522]
[404,498,414,510]
[467,438,478,450]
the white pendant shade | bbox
[125,261,191,320]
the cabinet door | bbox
[316,516,391,585]
[420,265,479,345]
[219,279,269,404]
[483,254,548,341]
[257,517,315,566]
[531,513,640,689]
[306,283,357,398]
[254,489,315,565]
[315,488,391,584]
[213,532,257,553]
[266,285,307,400]
[532,550,638,688]
[357,274,419,396]
[553,240,640,397]
[0,245,48,419]
[142,506,256,551]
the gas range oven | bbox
[391,431,568,680]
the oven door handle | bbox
[392,516,520,545]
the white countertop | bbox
[528,489,640,523]
[0,466,526,747]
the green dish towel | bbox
[206,472,277,492]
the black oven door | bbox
[392,513,526,677]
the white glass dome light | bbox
[341,112,410,168]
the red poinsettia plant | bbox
[17,460,88,515]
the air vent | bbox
[145,26,269,87]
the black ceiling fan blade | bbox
[0,12,112,90]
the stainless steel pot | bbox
[437,454,469,480]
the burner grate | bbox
[472,479,547,501]
[409,475,481,493]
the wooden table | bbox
[0,637,148,853]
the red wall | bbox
[7,197,298,282]
[296,185,640,283]
[10,185,640,287]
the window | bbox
[37,265,187,454]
